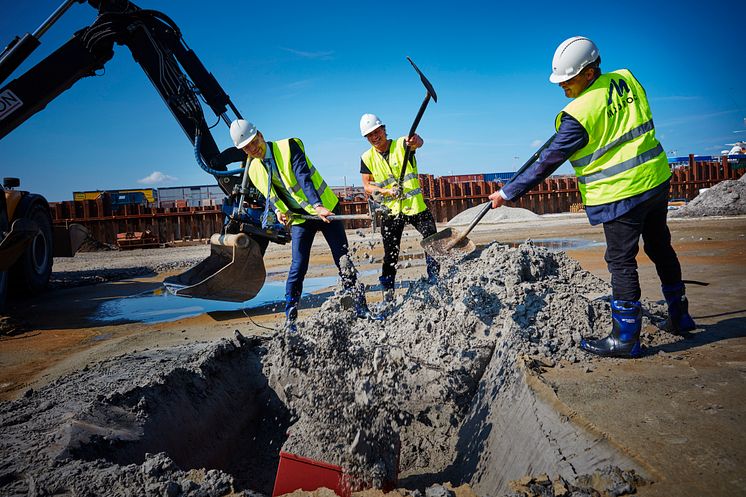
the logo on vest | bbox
[606,78,638,118]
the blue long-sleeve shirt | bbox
[500,113,669,225]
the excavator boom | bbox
[0,0,281,304]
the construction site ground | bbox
[1,213,744,497]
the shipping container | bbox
[483,172,515,183]
[157,184,224,204]
[73,188,157,202]
[440,174,484,184]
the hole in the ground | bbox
[67,341,290,494]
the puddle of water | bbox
[93,275,340,324]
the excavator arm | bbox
[0,0,286,303]
[0,0,247,178]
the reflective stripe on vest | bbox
[248,138,338,225]
[370,173,418,188]
[361,137,427,216]
[557,69,671,206]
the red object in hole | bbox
[272,451,350,497]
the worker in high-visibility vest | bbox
[488,36,696,358]
[359,113,440,301]
[230,119,378,330]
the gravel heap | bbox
[1,242,674,496]
[263,242,669,488]
[0,340,273,496]
[447,205,539,227]
[670,175,746,217]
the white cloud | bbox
[530,139,544,148]
[138,171,177,185]
[280,47,334,60]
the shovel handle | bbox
[507,134,557,185]
[445,202,492,249]
[297,214,372,221]
[445,134,557,249]
[397,57,437,189]
[398,92,432,188]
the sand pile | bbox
[447,205,539,226]
[670,175,746,217]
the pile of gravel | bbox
[670,175,746,217]
[1,242,675,496]
[447,205,539,226]
[263,242,670,488]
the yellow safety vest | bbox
[557,69,671,206]
[361,137,427,216]
[248,138,338,225]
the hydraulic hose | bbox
[194,132,243,177]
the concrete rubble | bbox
[670,174,746,218]
[0,242,673,496]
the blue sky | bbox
[1,0,743,201]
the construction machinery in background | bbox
[0,0,297,304]
[0,177,88,311]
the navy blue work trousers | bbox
[602,186,682,301]
[286,217,355,305]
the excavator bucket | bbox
[163,233,266,302]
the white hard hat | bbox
[230,119,258,149]
[549,36,600,84]
[360,113,384,137]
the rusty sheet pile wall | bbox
[51,156,743,245]
[50,199,224,246]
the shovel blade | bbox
[163,233,266,302]
[420,228,476,258]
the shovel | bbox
[164,233,266,302]
[296,214,371,221]
[393,57,437,208]
[421,134,557,257]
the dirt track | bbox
[1,214,744,497]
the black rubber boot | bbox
[379,275,395,302]
[580,300,642,358]
[660,282,696,334]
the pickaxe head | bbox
[407,56,437,103]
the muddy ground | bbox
[0,213,744,497]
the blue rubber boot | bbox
[284,298,298,333]
[661,282,696,334]
[580,300,642,358]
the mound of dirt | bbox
[670,175,746,217]
[0,243,676,496]
[447,205,539,226]
[264,242,671,491]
